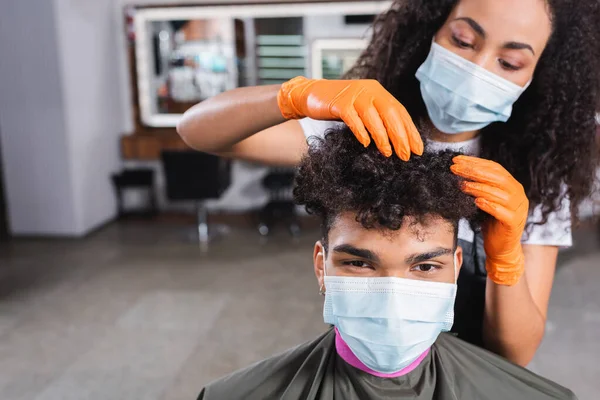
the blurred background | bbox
[0,1,598,399]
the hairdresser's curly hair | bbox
[294,126,482,240]
[345,0,600,227]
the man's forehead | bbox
[326,213,456,261]
[405,217,454,242]
[330,212,455,242]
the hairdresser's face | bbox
[435,0,552,86]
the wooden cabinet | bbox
[121,131,189,160]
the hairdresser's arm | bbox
[177,77,423,165]
[483,246,556,366]
[177,85,308,166]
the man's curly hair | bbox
[345,0,599,229]
[294,126,482,244]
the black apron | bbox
[452,231,488,346]
[198,329,576,400]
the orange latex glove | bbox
[450,156,529,286]
[277,76,423,160]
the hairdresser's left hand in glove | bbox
[451,156,528,286]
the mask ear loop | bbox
[453,251,459,283]
[319,250,327,296]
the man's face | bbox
[314,212,463,290]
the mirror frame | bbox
[133,1,391,127]
[310,38,369,79]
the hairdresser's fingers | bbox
[383,112,411,161]
[340,107,371,148]
[462,182,512,208]
[474,198,515,226]
[373,98,412,160]
[374,94,423,157]
[355,97,393,157]
[450,161,513,190]
[452,155,505,174]
[394,101,424,156]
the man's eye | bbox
[413,264,440,273]
[342,260,371,268]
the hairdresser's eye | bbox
[499,58,519,71]
[452,35,473,49]
[412,264,440,273]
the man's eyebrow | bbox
[503,41,535,55]
[453,17,486,38]
[333,244,380,263]
[404,248,453,264]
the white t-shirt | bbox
[299,118,573,247]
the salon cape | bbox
[198,328,575,400]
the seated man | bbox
[198,126,576,400]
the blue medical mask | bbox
[415,41,529,134]
[323,252,458,374]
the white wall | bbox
[0,0,122,236]
[54,0,123,234]
[0,0,79,236]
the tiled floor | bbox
[0,220,598,400]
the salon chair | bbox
[258,168,300,237]
[111,168,157,218]
[161,150,231,246]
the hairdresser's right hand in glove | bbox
[451,156,529,286]
[277,76,423,160]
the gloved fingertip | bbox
[411,132,424,155]
[474,197,489,207]
[397,151,409,161]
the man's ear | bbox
[455,246,464,276]
[314,241,326,291]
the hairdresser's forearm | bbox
[177,85,285,153]
[483,274,545,366]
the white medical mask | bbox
[323,252,459,374]
[415,41,529,134]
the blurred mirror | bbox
[133,2,391,127]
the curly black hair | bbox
[293,126,482,245]
[345,0,600,228]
